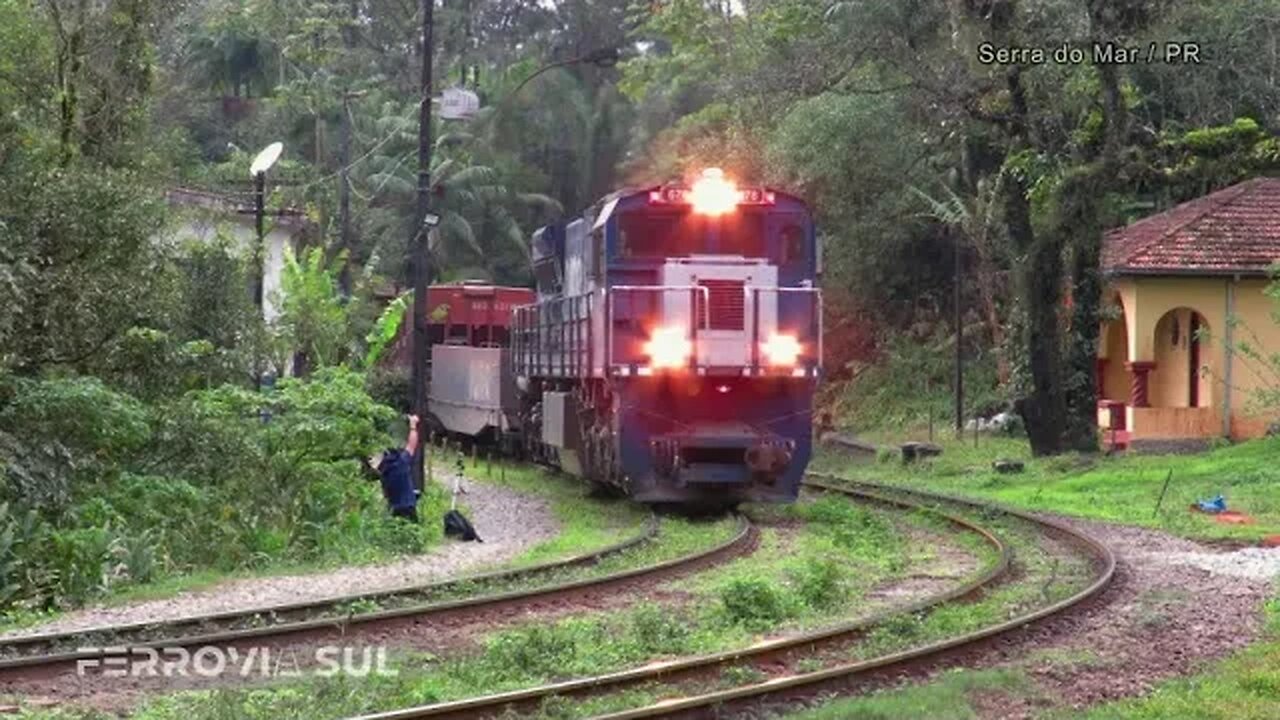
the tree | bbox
[277,247,352,374]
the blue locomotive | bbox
[505,169,823,507]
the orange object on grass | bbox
[1213,511,1254,525]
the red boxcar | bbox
[382,281,535,368]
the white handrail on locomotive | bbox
[513,284,822,377]
[605,284,711,372]
[747,286,824,376]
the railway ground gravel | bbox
[997,515,1273,715]
[787,514,1273,720]
[0,473,558,641]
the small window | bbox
[782,225,805,264]
[592,230,604,279]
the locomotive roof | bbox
[580,184,808,232]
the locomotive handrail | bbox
[749,286,823,371]
[606,284,712,369]
[512,292,597,378]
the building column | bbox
[1125,361,1157,408]
[1095,358,1107,398]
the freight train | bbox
[423,169,823,507]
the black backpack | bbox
[443,509,482,542]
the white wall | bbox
[164,215,294,324]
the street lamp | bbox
[249,141,283,390]
[507,48,622,99]
[249,141,284,313]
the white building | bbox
[163,187,309,324]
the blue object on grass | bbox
[1196,494,1226,514]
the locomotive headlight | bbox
[689,168,739,216]
[761,333,802,367]
[645,326,693,369]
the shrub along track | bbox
[334,481,1018,720]
[337,476,1115,720]
[0,513,753,684]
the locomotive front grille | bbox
[696,279,745,331]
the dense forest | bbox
[2,0,1280,613]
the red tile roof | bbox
[1103,177,1280,276]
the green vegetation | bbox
[780,594,1280,720]
[8,0,1280,715]
[18,495,971,720]
[0,368,450,623]
[786,668,1033,720]
[815,434,1280,541]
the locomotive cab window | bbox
[617,210,767,259]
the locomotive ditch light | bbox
[761,333,802,367]
[644,326,693,369]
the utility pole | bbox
[337,0,358,297]
[411,0,435,492]
[954,232,964,433]
[338,92,353,296]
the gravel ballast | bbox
[942,515,1273,719]
[0,473,559,641]
[1150,546,1280,580]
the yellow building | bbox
[1098,177,1280,443]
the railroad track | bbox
[0,513,754,677]
[341,477,1115,720]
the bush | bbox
[485,623,583,678]
[0,367,439,616]
[629,601,691,654]
[366,367,412,414]
[790,556,847,609]
[828,328,1002,432]
[0,375,151,511]
[717,575,796,627]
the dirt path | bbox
[914,516,1272,720]
[0,473,559,641]
[982,516,1273,717]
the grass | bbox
[13,493,968,720]
[557,504,1077,719]
[814,431,1280,541]
[777,594,1280,720]
[0,460,646,638]
[784,667,1034,719]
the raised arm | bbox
[406,414,421,457]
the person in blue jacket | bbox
[367,414,421,522]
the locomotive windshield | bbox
[618,210,768,259]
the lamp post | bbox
[954,231,964,434]
[249,141,283,389]
[507,47,621,99]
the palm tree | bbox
[350,96,560,285]
[185,3,276,100]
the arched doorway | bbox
[1150,308,1211,408]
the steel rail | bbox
[340,484,1013,720]
[585,476,1117,719]
[0,513,751,673]
[0,516,658,662]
